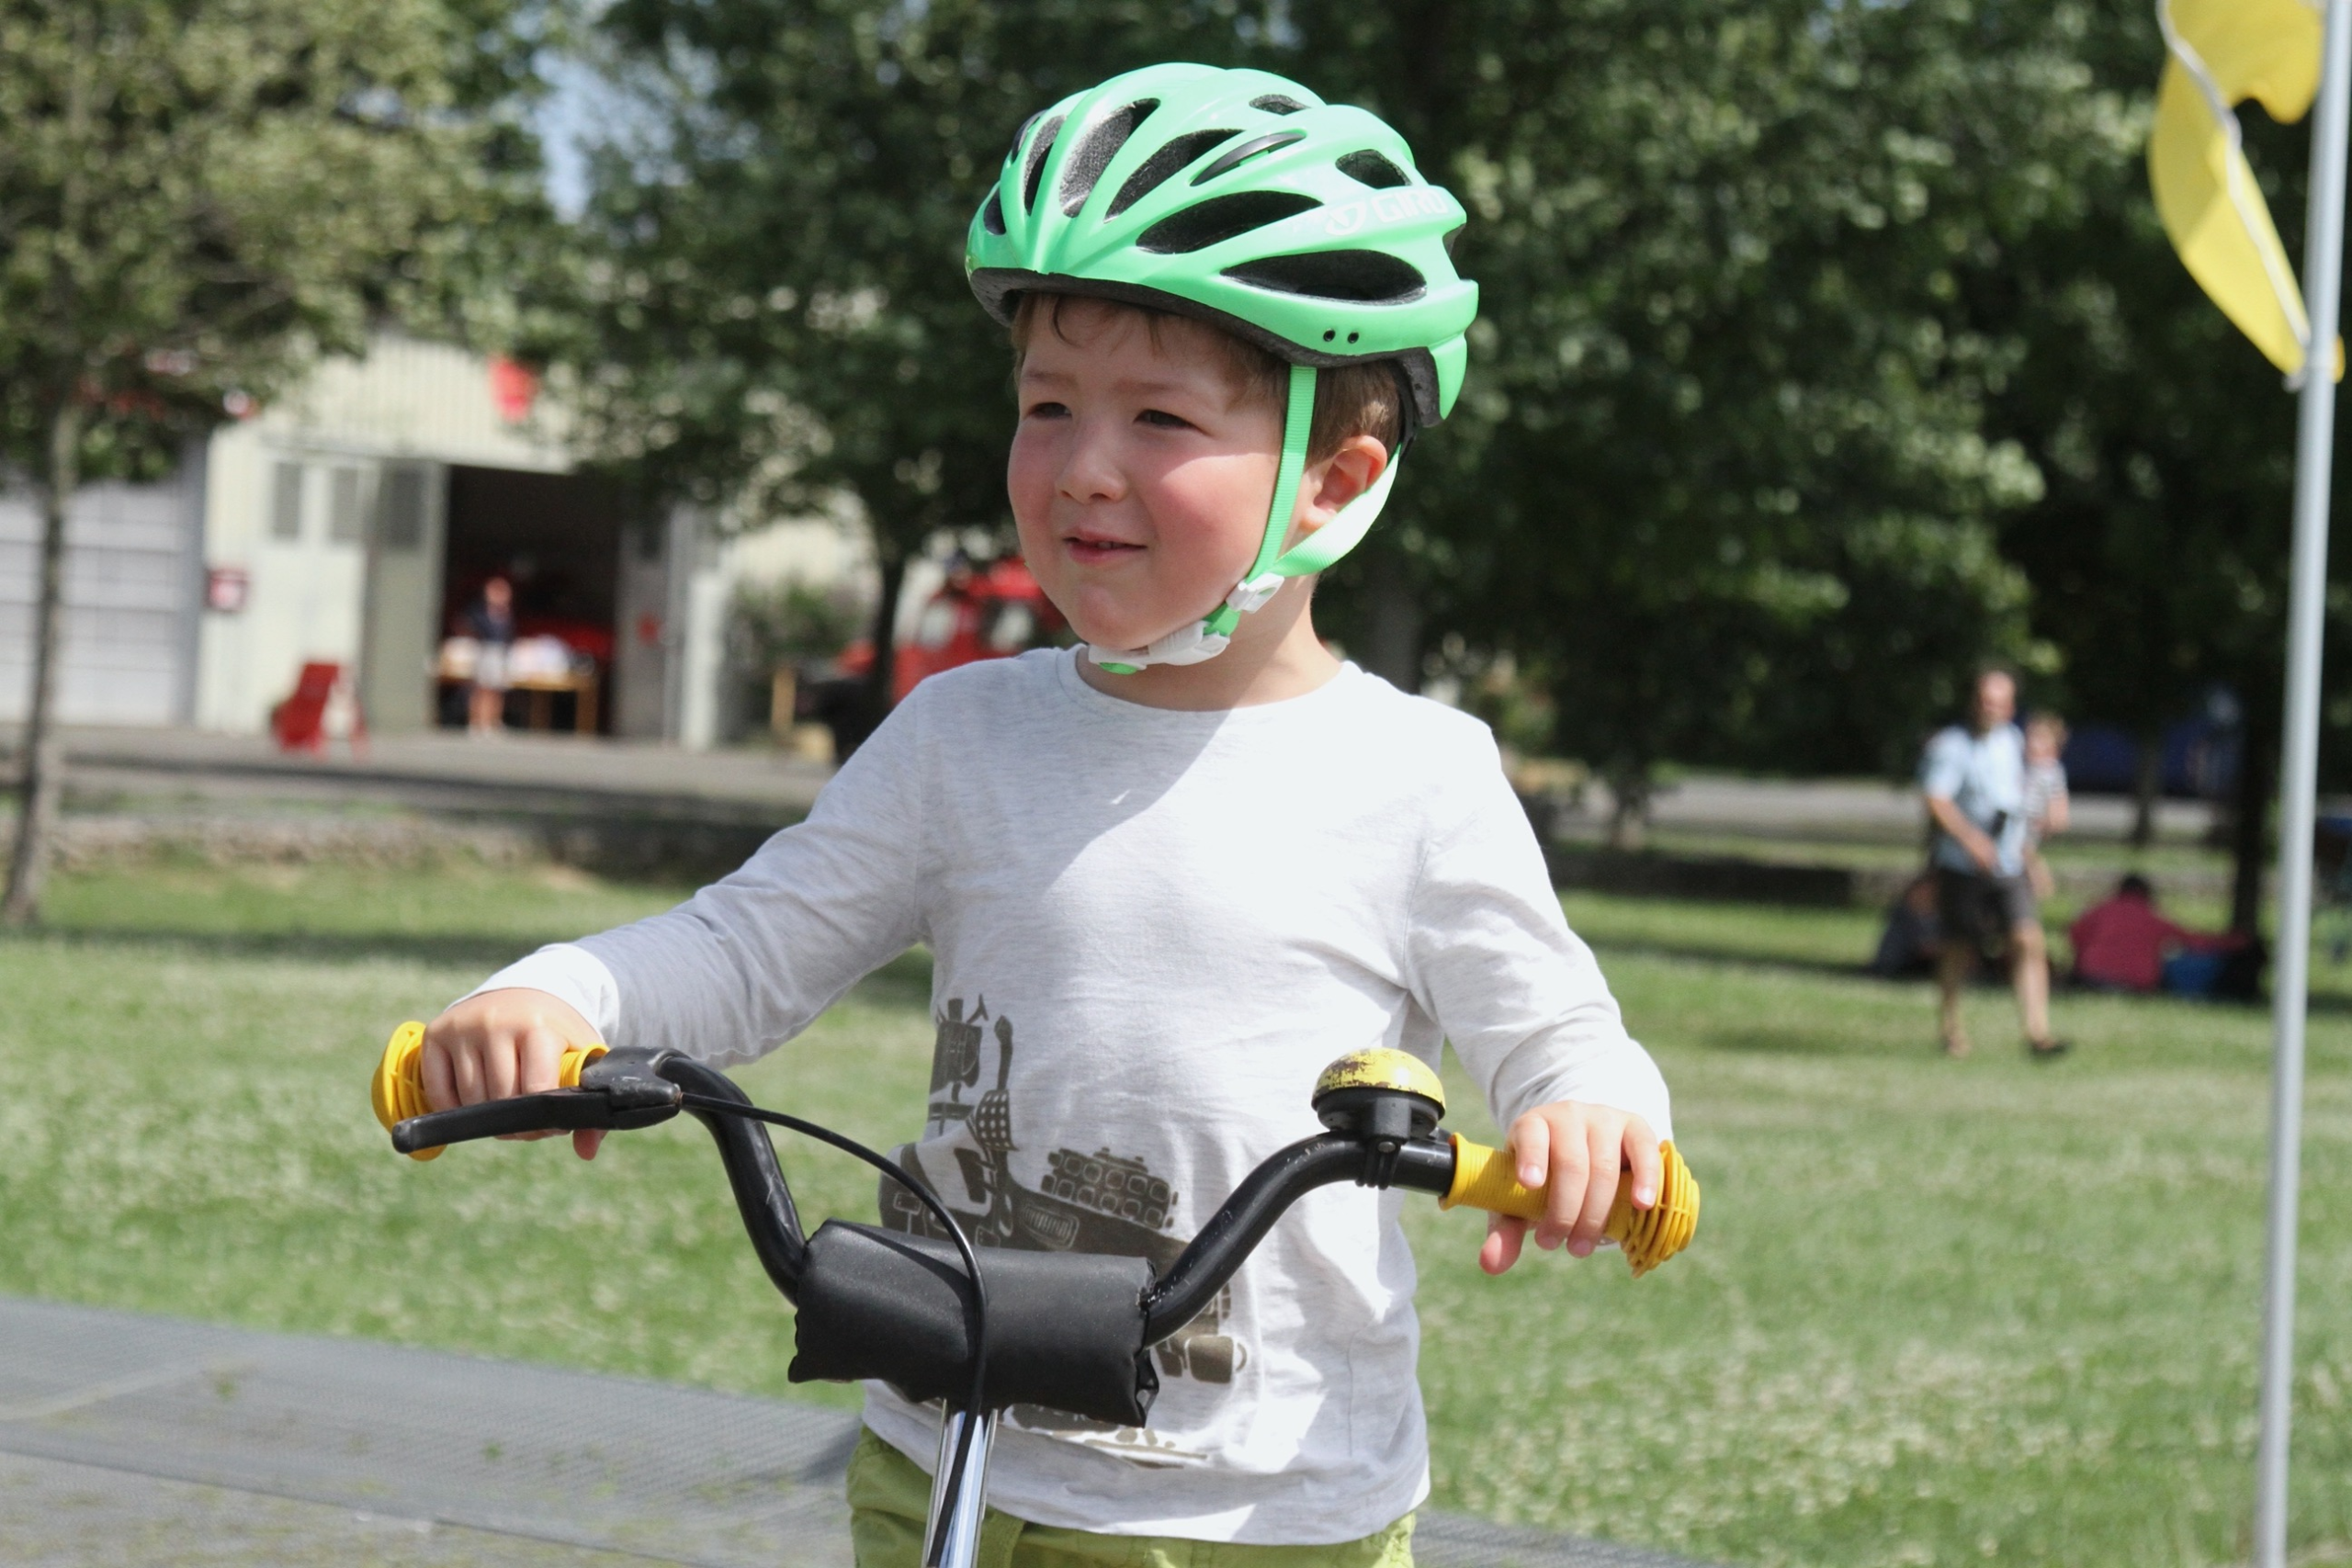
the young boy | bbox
[417,64,1672,1563]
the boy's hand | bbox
[1478,1101,1659,1275]
[422,989,606,1159]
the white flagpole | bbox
[2255,3,2352,1562]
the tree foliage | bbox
[1269,3,2105,831]
[0,0,536,919]
[1965,0,2352,929]
[0,0,527,473]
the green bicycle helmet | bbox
[966,62,1477,671]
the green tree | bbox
[1968,0,2352,933]
[0,0,537,920]
[1285,1,2090,840]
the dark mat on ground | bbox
[0,1297,1712,1568]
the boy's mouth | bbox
[1063,529,1144,566]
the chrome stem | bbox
[922,1407,997,1568]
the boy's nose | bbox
[1057,422,1128,504]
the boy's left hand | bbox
[1479,1101,1659,1275]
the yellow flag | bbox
[2151,0,2342,378]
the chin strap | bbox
[1086,364,1401,674]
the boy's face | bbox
[2026,723,2062,762]
[1008,301,1288,653]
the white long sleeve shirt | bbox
[473,649,1670,1544]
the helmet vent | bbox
[1003,111,1042,168]
[1105,129,1240,218]
[1060,99,1159,216]
[1250,94,1307,115]
[1337,150,1411,189]
[1137,192,1321,254]
[979,189,1006,235]
[1192,128,1307,186]
[1224,250,1428,304]
[1021,114,1066,215]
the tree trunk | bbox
[4,401,83,925]
[2130,729,2162,849]
[1359,544,1424,693]
[2229,724,2277,938]
[836,550,907,760]
[1606,762,1652,852]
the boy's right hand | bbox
[423,988,607,1159]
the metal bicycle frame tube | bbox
[925,1409,998,1568]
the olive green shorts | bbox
[846,1427,1416,1568]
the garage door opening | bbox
[438,466,623,735]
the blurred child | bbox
[2020,713,2070,900]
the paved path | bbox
[5,726,832,826]
[1596,773,2218,844]
[4,724,2220,846]
[0,1297,1710,1568]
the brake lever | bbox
[389,1074,683,1156]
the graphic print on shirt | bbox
[879,995,1248,1464]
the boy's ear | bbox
[1294,434,1390,537]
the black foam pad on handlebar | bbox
[787,1221,1159,1427]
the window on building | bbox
[328,467,364,544]
[270,461,304,542]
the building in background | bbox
[0,466,207,731]
[0,332,872,749]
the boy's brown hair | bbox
[1009,292,1403,462]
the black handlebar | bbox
[389,1070,683,1149]
[390,1047,1464,1427]
[1139,1133,1454,1341]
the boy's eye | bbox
[1023,400,1069,421]
[1136,408,1195,431]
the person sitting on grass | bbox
[1871,872,1944,979]
[2070,874,2240,995]
[406,65,1673,1568]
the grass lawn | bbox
[4,856,2349,1567]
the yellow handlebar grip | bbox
[1441,1134,1701,1277]
[368,1021,606,1161]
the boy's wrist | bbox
[458,942,622,1045]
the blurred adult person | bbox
[1922,669,2067,1059]
[2020,712,2071,899]
[2070,874,2256,997]
[466,575,515,738]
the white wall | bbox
[0,465,204,727]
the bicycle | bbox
[371,1026,1700,1568]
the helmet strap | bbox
[1086,365,1399,674]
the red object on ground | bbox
[2069,893,2216,992]
[270,661,365,754]
[839,558,1067,704]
